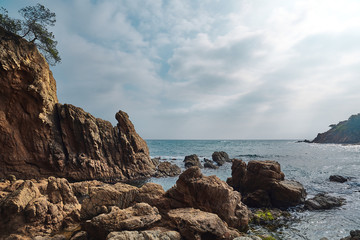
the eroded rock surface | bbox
[0,27,155,181]
[106,229,181,240]
[212,151,230,166]
[227,160,306,208]
[183,154,203,168]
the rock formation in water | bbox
[0,26,156,181]
[312,113,360,144]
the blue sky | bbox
[3,0,360,139]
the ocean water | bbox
[145,140,360,240]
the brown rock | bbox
[0,27,155,181]
[134,183,171,212]
[79,182,139,219]
[84,203,161,239]
[183,154,202,168]
[166,167,249,230]
[154,161,181,177]
[106,229,181,240]
[167,208,240,240]
[227,160,306,208]
[0,178,80,239]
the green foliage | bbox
[0,4,60,65]
[260,236,277,240]
[254,209,275,222]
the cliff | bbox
[312,113,360,144]
[0,27,156,181]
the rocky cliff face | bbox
[0,27,156,181]
[312,113,360,144]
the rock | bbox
[0,178,80,239]
[134,183,171,213]
[106,229,181,240]
[340,230,360,240]
[154,161,181,177]
[329,175,348,183]
[79,182,139,219]
[304,193,345,210]
[183,154,202,168]
[212,151,230,166]
[84,203,161,240]
[312,113,360,144]
[69,231,88,240]
[0,27,156,181]
[167,208,240,240]
[204,159,218,169]
[166,167,249,230]
[227,160,306,208]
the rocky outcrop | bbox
[304,193,345,210]
[329,175,348,183]
[183,154,202,168]
[0,178,81,239]
[154,161,181,177]
[0,27,156,181]
[212,151,230,166]
[227,160,306,208]
[167,208,240,240]
[107,229,181,240]
[84,203,161,239]
[312,113,360,144]
[204,159,219,169]
[166,167,249,230]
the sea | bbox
[145,139,360,240]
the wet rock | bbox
[0,178,80,239]
[154,161,181,177]
[166,167,249,230]
[183,154,202,168]
[340,230,360,240]
[204,159,219,169]
[107,229,181,240]
[212,151,230,166]
[167,208,240,240]
[227,160,306,208]
[84,203,161,240]
[305,193,345,210]
[0,27,156,182]
[329,175,348,183]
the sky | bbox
[2,0,360,139]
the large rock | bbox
[167,208,240,240]
[0,27,156,181]
[227,160,306,208]
[183,154,202,168]
[154,161,181,177]
[212,151,230,166]
[329,175,348,183]
[0,178,81,239]
[84,203,161,239]
[107,229,181,240]
[166,167,249,230]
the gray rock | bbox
[329,175,348,183]
[183,154,202,168]
[305,193,345,210]
[212,151,230,166]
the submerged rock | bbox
[0,26,156,182]
[304,193,345,210]
[204,158,219,169]
[329,175,348,183]
[227,160,306,208]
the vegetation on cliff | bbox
[312,113,360,144]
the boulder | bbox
[304,193,345,210]
[212,152,230,166]
[0,27,156,181]
[227,160,306,208]
[183,154,202,168]
[0,178,80,239]
[84,203,161,239]
[167,208,240,240]
[154,161,181,177]
[134,183,171,213]
[106,229,181,240]
[329,175,348,183]
[79,182,139,220]
[166,167,249,230]
[204,159,218,169]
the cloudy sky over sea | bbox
[3,0,360,139]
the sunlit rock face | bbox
[0,27,155,181]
